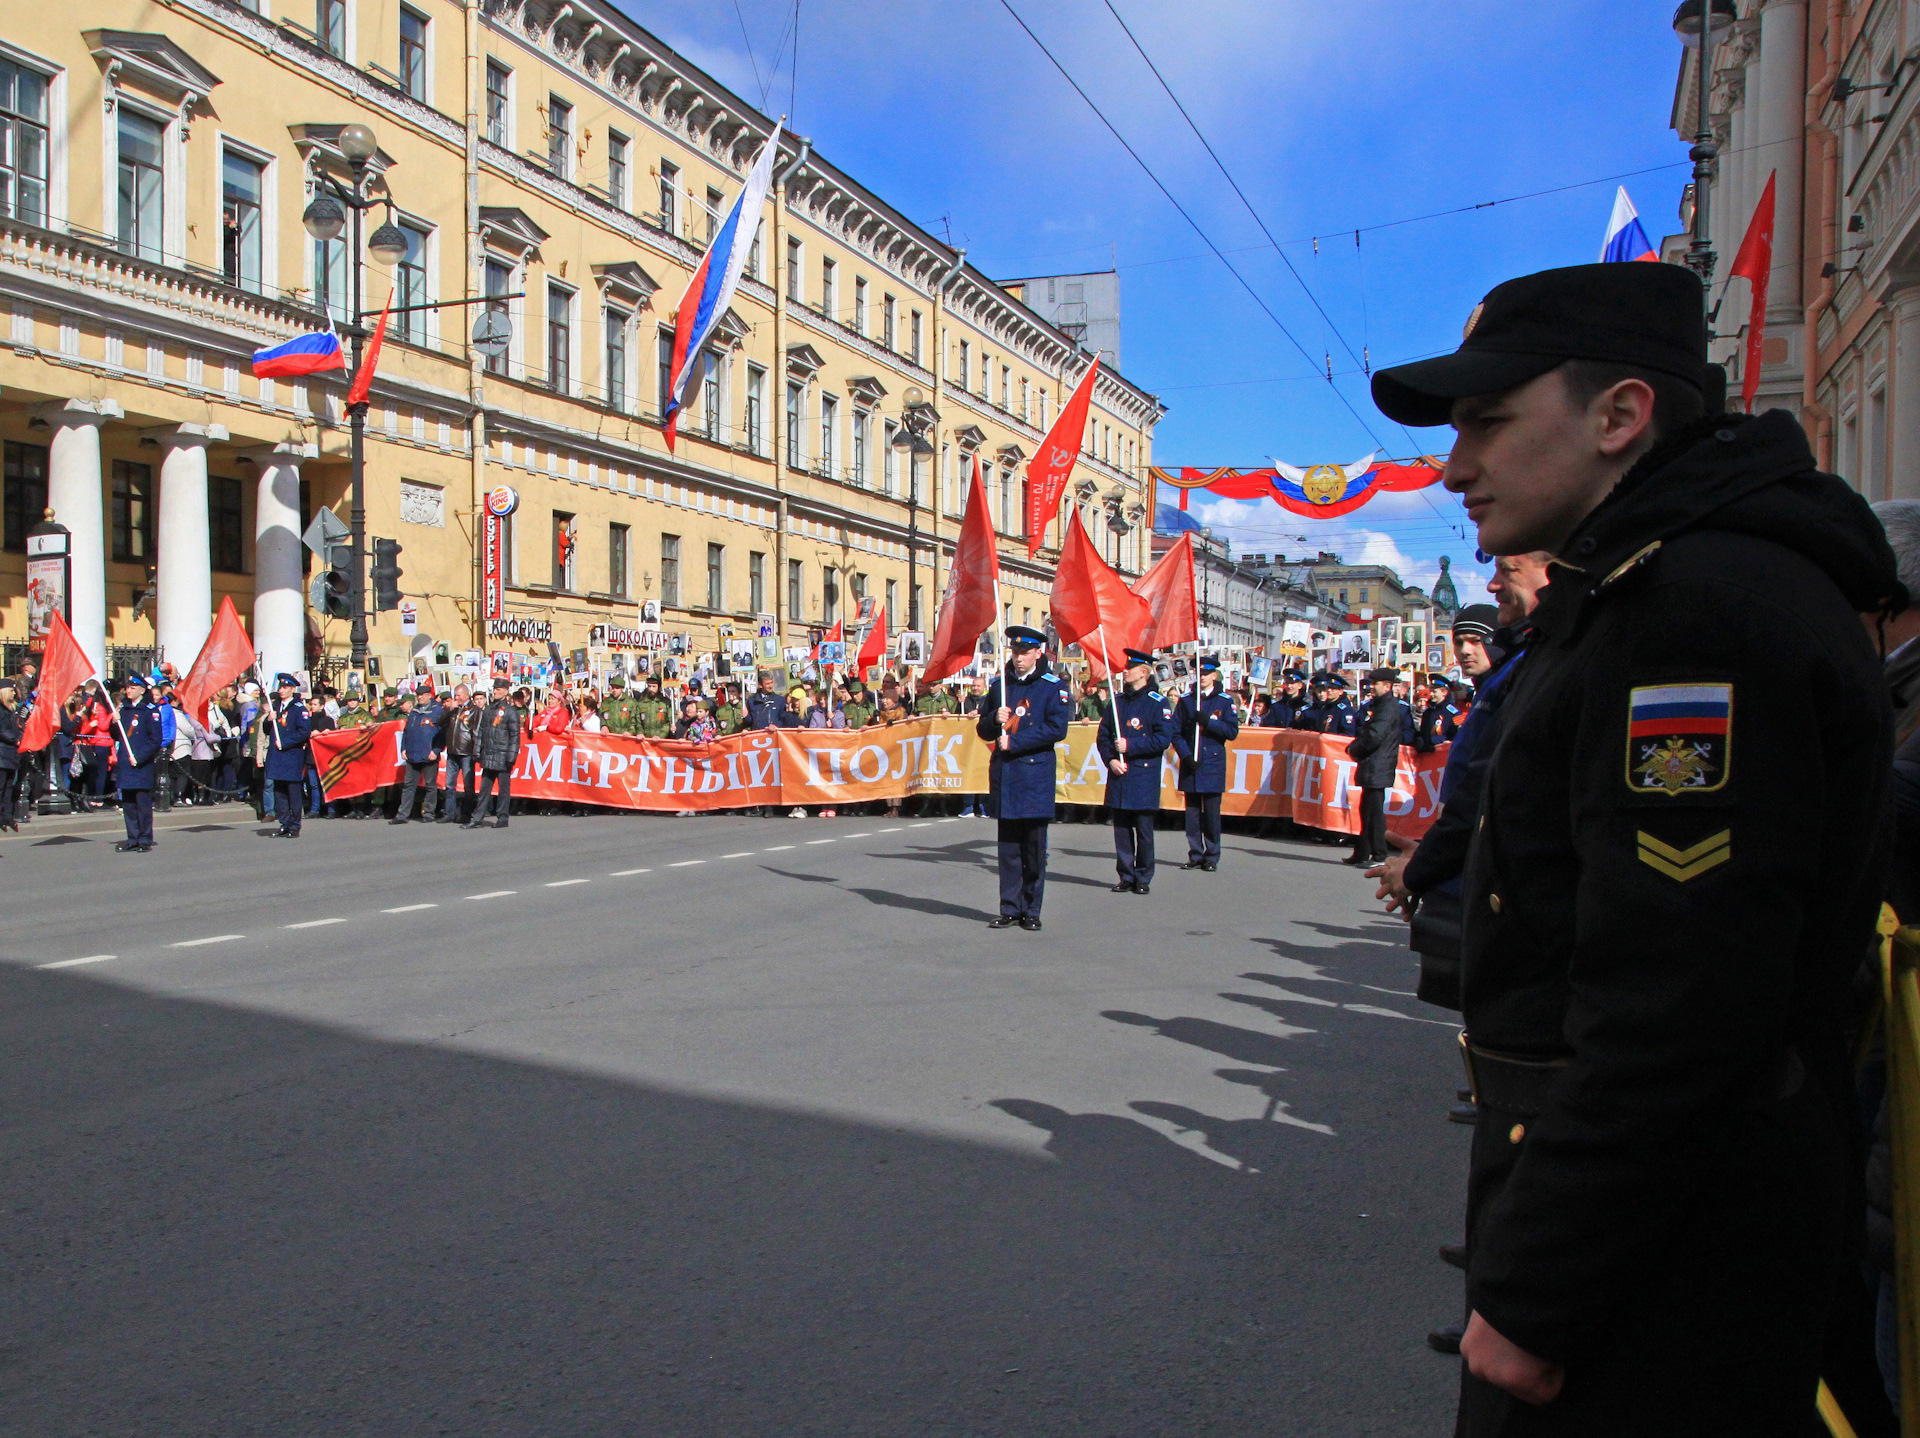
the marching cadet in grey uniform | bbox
[1095,648,1173,894]
[1373,261,1902,1433]
[1173,655,1240,871]
[974,627,1072,930]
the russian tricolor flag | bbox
[1599,187,1658,263]
[664,121,784,451]
[252,330,345,379]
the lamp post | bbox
[302,122,410,671]
[890,388,938,631]
[1673,0,1738,282]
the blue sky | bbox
[620,0,1692,599]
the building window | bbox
[958,340,970,390]
[482,258,511,376]
[852,409,870,487]
[485,60,510,146]
[785,381,802,467]
[744,364,766,454]
[706,542,725,610]
[910,310,923,365]
[1019,377,1030,423]
[315,235,348,322]
[701,354,722,439]
[316,0,345,56]
[979,352,989,395]
[819,393,838,474]
[393,222,430,343]
[912,584,924,630]
[853,277,867,335]
[788,558,803,622]
[823,565,839,624]
[885,579,897,621]
[221,149,265,293]
[0,59,50,227]
[1000,365,1011,410]
[749,551,765,615]
[552,510,575,590]
[785,236,802,301]
[603,306,628,410]
[705,185,723,244]
[660,533,680,607]
[747,218,763,280]
[111,459,153,562]
[546,283,572,393]
[820,257,835,316]
[399,7,429,102]
[606,130,627,210]
[3,440,47,552]
[117,110,166,262]
[882,421,898,496]
[657,329,674,416]
[209,475,245,573]
[546,95,572,179]
[1039,390,1048,430]
[609,522,629,598]
[882,294,896,351]
[659,159,678,233]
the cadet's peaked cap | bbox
[1006,625,1047,650]
[1198,654,1222,672]
[1367,666,1401,683]
[275,672,298,688]
[124,672,150,689]
[1323,674,1349,690]
[1372,263,1708,428]
[1122,648,1155,667]
[1452,604,1500,640]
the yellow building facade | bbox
[0,0,1161,689]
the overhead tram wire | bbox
[995,0,1392,454]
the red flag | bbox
[345,290,393,410]
[1025,353,1102,556]
[1131,532,1200,650]
[1728,172,1776,413]
[923,456,1003,684]
[176,595,255,727]
[856,604,887,674]
[1051,508,1150,670]
[810,619,842,663]
[19,611,99,752]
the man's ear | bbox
[1594,377,1657,459]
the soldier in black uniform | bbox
[1373,261,1902,1434]
[1414,676,1462,752]
[975,627,1072,930]
[1095,648,1174,894]
[1173,655,1240,871]
[1265,670,1309,728]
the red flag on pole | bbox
[923,456,1003,684]
[1051,507,1151,661]
[345,289,393,410]
[1728,171,1776,413]
[856,604,887,674]
[1131,531,1200,650]
[176,595,255,727]
[1024,353,1102,556]
[810,619,842,662]
[18,611,99,752]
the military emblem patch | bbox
[1627,683,1731,796]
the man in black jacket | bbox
[1374,262,1902,1435]
[1344,666,1407,866]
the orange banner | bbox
[311,719,1447,835]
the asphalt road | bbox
[0,802,1467,1436]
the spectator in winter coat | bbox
[394,691,445,824]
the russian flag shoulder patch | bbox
[1626,682,1732,796]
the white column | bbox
[241,441,314,683]
[36,398,122,679]
[145,422,228,672]
[1889,289,1920,501]
[1758,0,1807,314]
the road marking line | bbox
[383,903,438,913]
[669,859,705,868]
[763,845,795,852]
[171,934,242,948]
[720,851,756,859]
[805,838,836,845]
[937,817,958,823]
[466,890,515,900]
[545,879,590,887]
[38,955,115,969]
[877,827,903,833]
[909,822,933,828]
[609,867,651,876]
[283,918,345,929]
[845,832,872,838]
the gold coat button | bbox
[1509,1123,1525,1144]
[1489,893,1503,914]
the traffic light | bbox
[320,542,352,618]
[371,537,403,612]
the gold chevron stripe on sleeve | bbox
[1636,829,1730,881]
